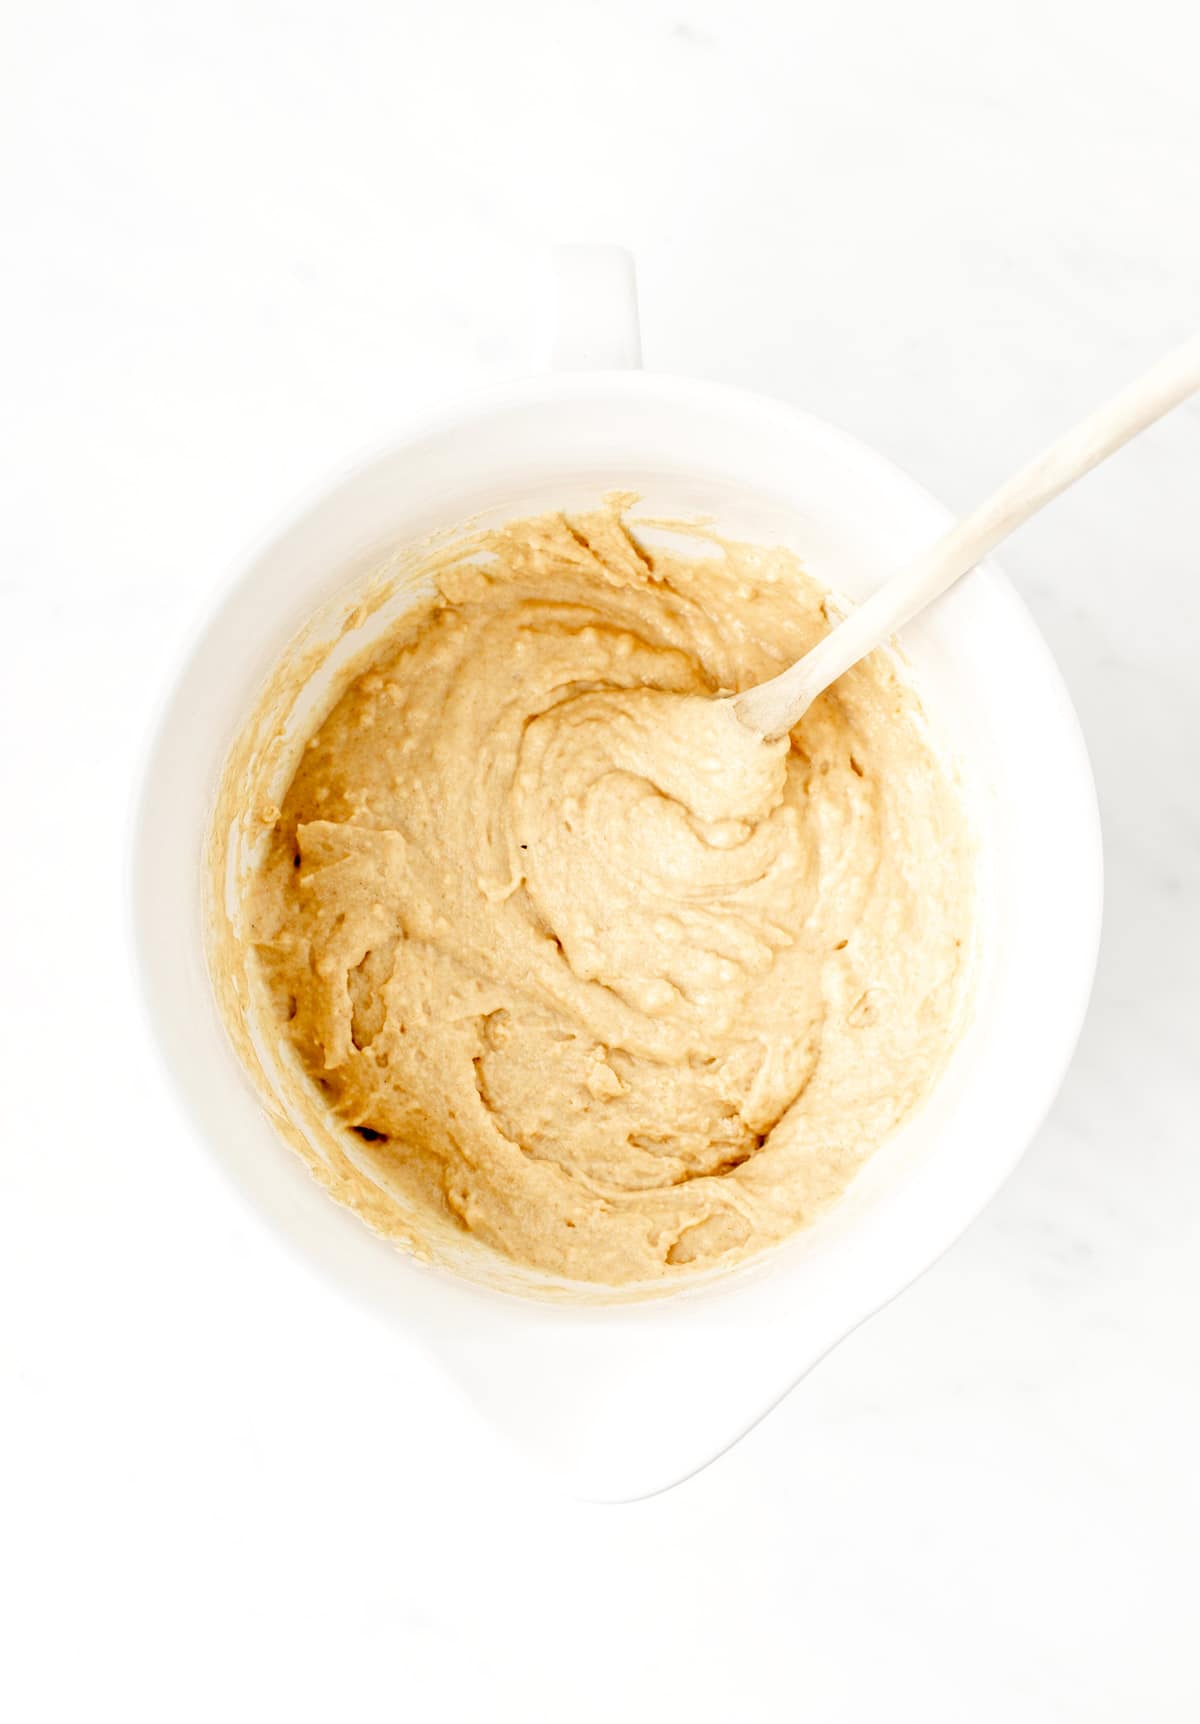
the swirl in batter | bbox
[246,504,974,1285]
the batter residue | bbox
[244,503,974,1285]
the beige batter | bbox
[244,503,974,1286]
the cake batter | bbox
[244,504,974,1285]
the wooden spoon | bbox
[733,332,1200,740]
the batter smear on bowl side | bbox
[243,501,975,1285]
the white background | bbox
[3,2,1199,1718]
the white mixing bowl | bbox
[133,252,1101,1498]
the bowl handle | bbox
[551,244,642,371]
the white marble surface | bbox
[3,2,1198,1718]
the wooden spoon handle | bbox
[734,330,1200,740]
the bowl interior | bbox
[134,374,1101,1495]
